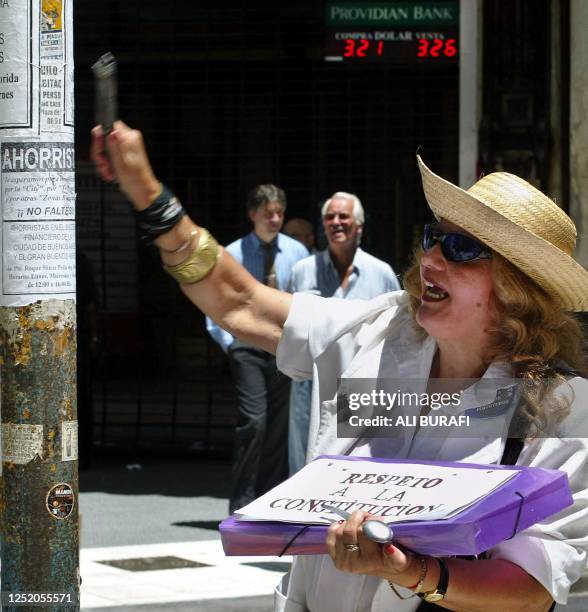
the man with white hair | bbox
[287,191,401,473]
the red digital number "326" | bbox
[417,38,457,58]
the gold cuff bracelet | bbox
[163,227,220,284]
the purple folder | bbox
[220,455,572,557]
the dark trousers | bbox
[228,344,291,514]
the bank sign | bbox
[324,1,459,63]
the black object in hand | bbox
[91,52,118,134]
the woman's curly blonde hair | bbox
[403,249,587,435]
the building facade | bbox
[74,0,584,451]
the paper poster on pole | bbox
[40,0,74,132]
[1,142,75,299]
[0,0,35,130]
[0,0,76,306]
[236,457,518,524]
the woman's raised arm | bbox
[90,121,292,354]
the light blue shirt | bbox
[288,247,401,298]
[206,231,308,352]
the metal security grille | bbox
[480,0,553,191]
[74,0,459,453]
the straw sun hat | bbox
[417,155,588,312]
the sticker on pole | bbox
[1,423,44,464]
[61,421,78,461]
[46,482,75,520]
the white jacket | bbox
[274,291,588,611]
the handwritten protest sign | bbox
[235,457,517,524]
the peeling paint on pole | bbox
[0,0,79,608]
[0,301,79,605]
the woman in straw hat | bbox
[92,123,588,612]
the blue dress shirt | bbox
[206,231,309,352]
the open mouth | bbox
[423,280,449,301]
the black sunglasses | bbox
[422,224,492,262]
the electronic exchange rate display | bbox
[324,1,459,63]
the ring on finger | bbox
[343,543,360,552]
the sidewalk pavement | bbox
[78,454,285,610]
[80,540,588,611]
[81,540,288,610]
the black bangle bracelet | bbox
[135,184,186,243]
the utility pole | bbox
[1,0,79,609]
